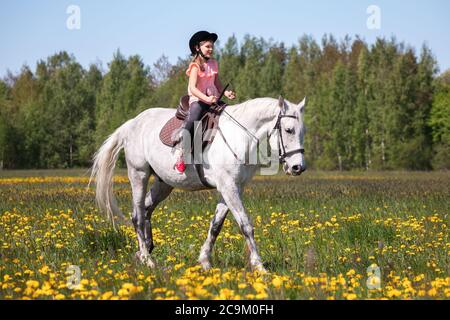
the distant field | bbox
[0,169,449,300]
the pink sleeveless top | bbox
[186,59,219,105]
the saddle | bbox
[159,95,227,150]
[159,96,237,189]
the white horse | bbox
[89,96,306,271]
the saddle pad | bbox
[159,103,228,148]
[159,116,184,147]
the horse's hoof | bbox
[252,264,267,273]
[145,258,156,269]
[135,251,156,269]
[199,260,212,271]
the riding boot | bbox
[173,120,194,174]
[173,120,194,147]
[173,101,209,173]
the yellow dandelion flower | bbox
[101,291,113,300]
[427,288,437,297]
[39,265,50,275]
[218,288,235,300]
[272,277,283,289]
[252,282,267,293]
[174,262,185,271]
[117,289,129,297]
[255,292,268,299]
[238,283,247,289]
[346,293,357,300]
[176,278,189,286]
[346,269,356,277]
[386,289,402,298]
[26,280,39,289]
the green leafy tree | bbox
[259,46,284,97]
[151,54,172,86]
[0,80,11,169]
[76,64,103,166]
[95,50,151,146]
[8,65,41,167]
[366,38,399,169]
[235,35,265,101]
[217,34,241,91]
[37,52,90,168]
[354,45,371,170]
[429,69,450,169]
[282,46,304,102]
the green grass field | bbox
[0,170,449,299]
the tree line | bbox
[0,34,449,170]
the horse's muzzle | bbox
[283,163,306,176]
[291,164,305,176]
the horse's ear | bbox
[298,96,306,113]
[278,95,286,112]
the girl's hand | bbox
[225,90,236,100]
[206,95,218,104]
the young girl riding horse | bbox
[174,31,236,174]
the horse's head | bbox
[271,96,307,176]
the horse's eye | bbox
[285,128,295,134]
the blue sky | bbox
[1,0,449,76]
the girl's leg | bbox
[183,101,210,141]
[174,101,209,173]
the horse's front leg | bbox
[199,198,229,270]
[218,182,266,272]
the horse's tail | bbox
[88,120,133,230]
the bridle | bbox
[222,109,305,164]
[268,112,305,163]
[215,85,305,165]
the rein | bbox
[221,106,305,164]
[213,84,305,164]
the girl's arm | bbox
[189,66,212,102]
[214,75,224,95]
[215,74,236,100]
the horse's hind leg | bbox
[127,164,155,268]
[199,198,229,270]
[144,177,173,254]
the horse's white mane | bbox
[225,97,279,121]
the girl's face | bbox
[197,41,214,59]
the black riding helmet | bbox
[189,31,218,58]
